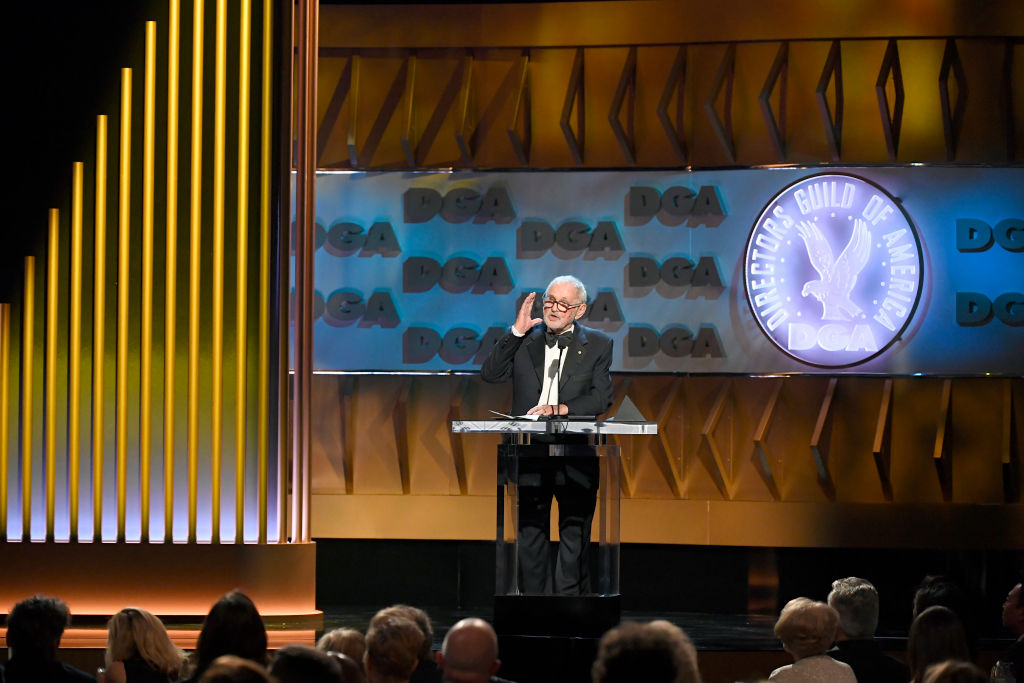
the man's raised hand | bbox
[513,292,543,335]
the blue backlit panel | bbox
[303,167,1023,375]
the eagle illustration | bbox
[796,218,872,321]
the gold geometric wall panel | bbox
[310,375,1024,548]
[315,25,1023,168]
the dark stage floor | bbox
[321,604,786,652]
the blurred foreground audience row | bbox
[1,573,1020,683]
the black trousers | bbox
[511,446,599,595]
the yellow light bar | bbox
[211,0,228,544]
[236,0,253,543]
[187,0,206,543]
[93,115,108,541]
[141,20,157,542]
[116,67,132,542]
[0,303,9,540]
[164,0,182,542]
[69,163,84,541]
[21,256,35,540]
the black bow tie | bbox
[545,329,574,349]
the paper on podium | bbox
[489,410,541,421]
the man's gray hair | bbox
[545,275,587,304]
[827,577,880,639]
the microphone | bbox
[543,357,558,407]
[542,329,573,416]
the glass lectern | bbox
[451,417,657,637]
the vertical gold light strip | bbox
[294,0,318,543]
[164,0,181,542]
[211,0,227,545]
[45,208,59,542]
[69,163,85,541]
[235,0,253,544]
[305,0,319,544]
[0,303,9,540]
[93,115,108,541]
[187,0,205,543]
[258,0,273,543]
[140,21,157,543]
[21,256,35,541]
[116,67,132,542]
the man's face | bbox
[543,282,586,334]
[1002,584,1023,633]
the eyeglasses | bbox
[543,297,583,313]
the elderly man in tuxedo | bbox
[481,275,614,595]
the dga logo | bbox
[744,173,923,367]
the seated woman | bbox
[177,591,268,683]
[769,597,856,683]
[104,607,188,683]
[908,606,972,683]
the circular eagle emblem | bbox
[744,173,923,367]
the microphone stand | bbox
[553,336,569,416]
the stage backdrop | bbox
[303,168,1022,375]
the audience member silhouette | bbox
[2,594,96,682]
[769,597,855,682]
[318,627,368,668]
[825,577,909,683]
[196,656,272,683]
[364,611,424,683]
[269,644,345,683]
[921,659,987,683]
[913,575,977,660]
[19,589,1011,683]
[176,591,268,683]
[591,619,701,683]
[103,607,188,683]
[994,577,1024,682]
[373,605,442,683]
[438,618,514,683]
[908,605,971,683]
[330,653,367,683]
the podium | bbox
[451,418,657,637]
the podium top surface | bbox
[451,419,658,435]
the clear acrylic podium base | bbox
[494,440,621,637]
[451,417,656,638]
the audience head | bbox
[1002,580,1024,635]
[773,597,840,660]
[921,660,986,683]
[374,605,433,662]
[105,606,187,677]
[908,605,970,683]
[439,618,501,683]
[364,610,423,683]
[198,654,273,683]
[331,652,366,683]
[194,591,268,679]
[913,575,970,622]
[270,644,345,683]
[318,627,368,665]
[5,594,71,661]
[591,619,701,683]
[827,577,880,640]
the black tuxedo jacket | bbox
[480,323,614,417]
